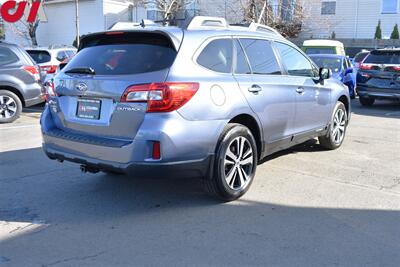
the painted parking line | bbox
[385,111,400,116]
[0,124,39,130]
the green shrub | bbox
[375,20,382,39]
[390,24,399,39]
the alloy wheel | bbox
[0,95,17,119]
[332,108,346,145]
[224,136,254,191]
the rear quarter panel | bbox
[166,33,261,153]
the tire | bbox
[319,102,348,150]
[204,123,258,201]
[359,96,375,106]
[0,90,22,123]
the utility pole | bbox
[75,0,80,47]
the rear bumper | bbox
[25,94,45,107]
[41,105,223,179]
[21,82,45,107]
[43,144,214,179]
[356,85,400,100]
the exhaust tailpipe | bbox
[80,165,99,174]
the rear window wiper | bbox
[65,67,95,75]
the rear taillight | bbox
[22,66,40,81]
[41,65,58,74]
[359,63,374,70]
[121,82,199,113]
[43,80,57,101]
[393,66,400,71]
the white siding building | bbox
[4,0,147,47]
[301,0,400,39]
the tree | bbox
[7,1,40,46]
[242,0,305,38]
[132,0,192,25]
[390,24,399,39]
[374,20,382,39]
[0,25,5,40]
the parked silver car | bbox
[0,42,44,123]
[26,45,77,81]
[41,17,350,200]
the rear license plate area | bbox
[76,99,101,120]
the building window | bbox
[321,1,336,15]
[382,0,398,13]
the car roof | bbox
[97,16,289,50]
[303,39,344,47]
[309,54,344,59]
[372,47,400,52]
[0,41,21,48]
[25,46,76,51]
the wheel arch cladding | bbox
[0,86,25,106]
[229,114,262,159]
[338,95,349,114]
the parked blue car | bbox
[309,54,356,99]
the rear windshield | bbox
[305,47,335,55]
[64,32,177,75]
[354,52,369,63]
[26,50,51,64]
[310,56,342,73]
[363,50,400,64]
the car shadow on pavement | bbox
[351,99,400,119]
[259,139,325,164]
[0,147,400,266]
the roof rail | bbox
[187,16,229,30]
[249,22,282,37]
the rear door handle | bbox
[248,84,262,93]
[296,87,305,94]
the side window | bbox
[240,39,281,75]
[197,39,233,73]
[275,42,315,77]
[56,51,67,62]
[0,47,19,66]
[66,50,76,57]
[234,39,251,74]
[346,58,352,68]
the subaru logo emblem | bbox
[76,82,88,92]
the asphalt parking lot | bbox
[0,100,399,266]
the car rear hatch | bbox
[50,31,180,141]
[358,50,400,91]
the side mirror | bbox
[345,68,353,75]
[319,67,332,81]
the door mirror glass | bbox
[320,67,332,80]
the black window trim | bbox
[236,36,284,76]
[233,38,252,75]
[321,1,337,15]
[194,36,235,75]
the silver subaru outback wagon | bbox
[41,16,350,201]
